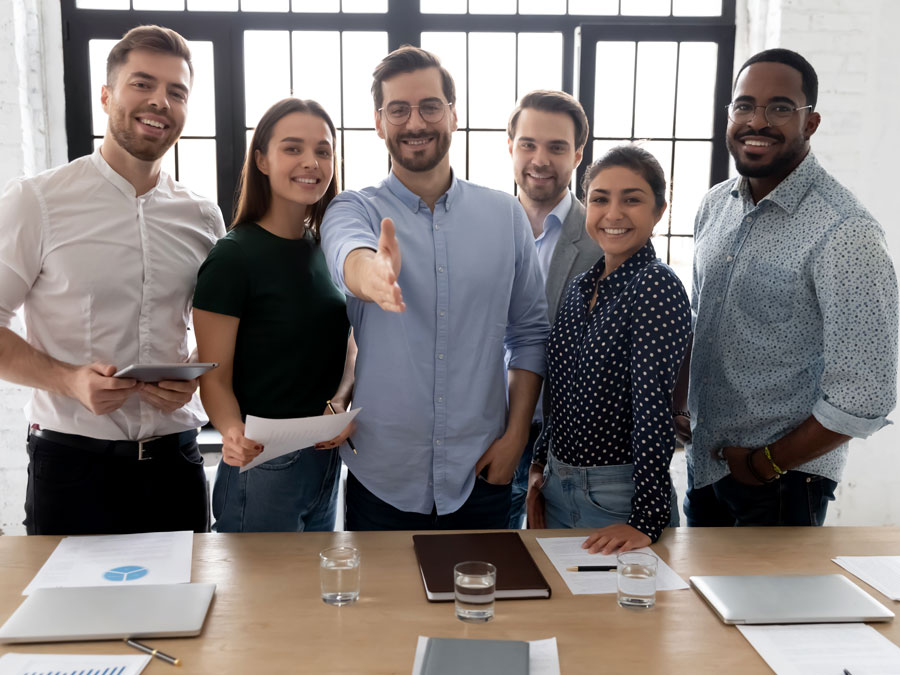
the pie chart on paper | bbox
[103,565,149,582]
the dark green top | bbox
[193,223,349,419]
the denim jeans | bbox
[541,452,679,529]
[684,464,837,527]
[507,421,542,529]
[212,446,340,533]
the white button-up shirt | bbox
[0,150,225,440]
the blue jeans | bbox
[541,453,679,529]
[508,421,542,529]
[212,447,340,533]
[684,464,837,527]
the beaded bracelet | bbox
[746,447,779,484]
[763,445,787,475]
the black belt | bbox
[29,427,197,461]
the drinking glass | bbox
[319,546,360,606]
[617,551,657,609]
[454,561,496,622]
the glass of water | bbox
[319,546,360,606]
[617,551,657,609]
[454,561,496,623]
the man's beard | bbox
[108,106,179,162]
[727,130,806,179]
[518,168,567,204]
[387,130,451,173]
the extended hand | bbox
[525,463,546,529]
[582,523,651,555]
[67,362,140,415]
[139,378,199,414]
[475,433,526,486]
[361,218,405,313]
[222,424,263,467]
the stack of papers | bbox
[242,410,362,472]
[833,556,900,601]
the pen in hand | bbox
[326,400,357,455]
[125,638,180,666]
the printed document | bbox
[0,652,150,675]
[535,537,688,595]
[241,409,362,472]
[23,531,193,595]
[833,556,900,601]
[737,623,900,674]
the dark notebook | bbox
[421,637,529,675]
[412,532,552,601]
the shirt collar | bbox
[580,239,657,298]
[385,169,460,213]
[541,190,573,235]
[730,151,822,214]
[90,148,165,200]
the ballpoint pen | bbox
[566,565,616,572]
[125,638,181,667]
[326,400,357,454]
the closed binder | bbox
[421,637,529,675]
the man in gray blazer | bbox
[506,90,602,528]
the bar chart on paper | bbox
[0,653,151,675]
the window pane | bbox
[470,0,516,13]
[656,234,693,296]
[592,139,630,163]
[182,41,215,137]
[449,130,466,180]
[342,0,386,11]
[568,0,617,14]
[639,139,672,187]
[468,131,513,193]
[593,42,635,138]
[421,32,468,128]
[621,0,671,15]
[76,0,128,8]
[517,33,563,100]
[189,0,238,9]
[675,42,718,138]
[469,33,515,129]
[244,31,290,127]
[670,141,711,235]
[292,32,342,126]
[241,0,289,10]
[518,0,565,14]
[421,0,466,12]
[633,42,677,138]
[342,32,387,128]
[162,144,177,178]
[89,39,118,136]
[342,130,388,191]
[177,139,218,201]
[293,0,338,10]
[673,0,721,16]
[133,0,183,8]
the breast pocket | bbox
[734,261,798,325]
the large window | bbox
[62,0,735,291]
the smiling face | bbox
[585,166,666,269]
[509,108,583,207]
[255,111,335,214]
[375,67,457,174]
[725,61,820,184]
[101,48,191,161]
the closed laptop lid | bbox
[690,575,894,625]
[0,583,216,643]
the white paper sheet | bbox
[833,556,900,601]
[241,409,362,472]
[737,623,900,675]
[23,531,193,595]
[410,637,560,675]
[535,536,688,595]
[0,652,150,675]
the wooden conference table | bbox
[1,527,899,673]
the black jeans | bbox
[24,432,209,535]
[684,465,837,527]
[345,471,512,531]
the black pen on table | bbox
[326,400,357,454]
[843,670,853,675]
[125,638,181,666]
[566,565,616,572]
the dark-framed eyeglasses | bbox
[726,101,813,127]
[378,100,452,126]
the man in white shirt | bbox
[505,90,601,528]
[0,26,225,535]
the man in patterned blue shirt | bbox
[684,48,898,526]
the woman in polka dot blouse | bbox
[526,145,691,554]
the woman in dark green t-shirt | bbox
[193,98,354,532]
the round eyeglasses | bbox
[726,101,813,127]
[378,100,452,126]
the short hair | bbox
[735,48,818,110]
[371,45,456,111]
[581,144,667,210]
[106,25,193,85]
[507,90,589,149]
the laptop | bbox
[690,574,894,625]
[0,582,216,643]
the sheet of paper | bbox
[737,623,900,675]
[241,409,362,472]
[834,556,900,601]
[0,652,150,675]
[411,636,560,675]
[535,536,688,595]
[23,531,193,595]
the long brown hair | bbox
[232,98,340,238]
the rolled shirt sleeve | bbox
[320,192,380,297]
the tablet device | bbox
[690,574,895,625]
[0,583,216,643]
[113,363,218,382]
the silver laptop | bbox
[0,582,216,643]
[690,575,894,625]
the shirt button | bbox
[438,353,445,360]
[726,255,733,262]
[434,225,440,231]
[745,216,752,223]
[438,266,444,273]
[438,396,444,403]
[439,310,446,317]
[436,439,442,446]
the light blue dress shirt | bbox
[687,152,898,489]
[533,190,571,282]
[321,171,550,514]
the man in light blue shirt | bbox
[685,48,898,526]
[320,46,549,530]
